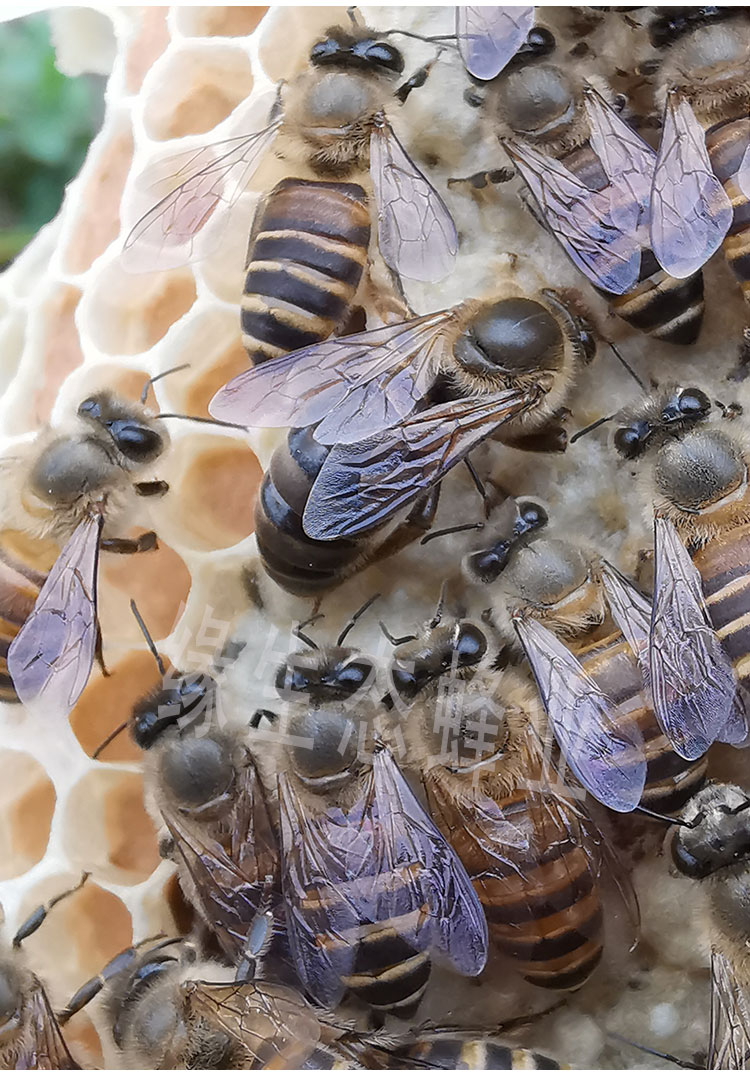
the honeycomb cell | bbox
[81,260,196,355]
[258,6,345,80]
[70,648,169,763]
[62,363,159,410]
[163,307,248,418]
[63,770,160,885]
[98,530,192,643]
[62,120,135,276]
[157,434,262,551]
[143,44,254,141]
[0,751,55,880]
[30,284,84,430]
[176,7,267,36]
[149,868,197,938]
[15,874,132,1003]
[125,7,171,94]
[197,191,257,304]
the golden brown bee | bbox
[385,609,607,992]
[454,32,705,344]
[214,285,594,596]
[123,19,457,367]
[461,497,709,818]
[265,606,488,1018]
[670,782,750,1067]
[0,391,168,713]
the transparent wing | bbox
[649,516,746,760]
[188,980,320,1069]
[278,747,488,1010]
[303,387,541,540]
[583,85,655,234]
[650,93,733,279]
[209,309,454,444]
[738,142,750,201]
[514,615,646,813]
[504,138,641,295]
[370,116,458,283]
[709,950,750,1069]
[456,6,535,80]
[121,116,282,273]
[16,980,80,1069]
[161,759,279,966]
[600,559,652,669]
[7,513,102,713]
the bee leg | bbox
[394,55,439,105]
[134,479,169,497]
[727,327,750,382]
[502,417,570,453]
[94,619,109,678]
[12,871,89,947]
[100,531,158,554]
[58,939,182,1024]
[447,166,515,191]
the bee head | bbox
[614,387,712,460]
[389,620,487,703]
[463,500,548,585]
[77,393,167,466]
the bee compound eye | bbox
[455,622,487,666]
[614,426,642,459]
[517,500,548,533]
[363,41,404,72]
[679,388,711,417]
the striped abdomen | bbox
[241,179,370,365]
[705,117,750,302]
[693,524,750,686]
[562,144,705,344]
[0,541,47,703]
[572,627,707,813]
[254,426,361,595]
[395,1039,561,1070]
[427,769,602,991]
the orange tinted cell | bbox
[178,7,267,36]
[143,46,254,141]
[33,285,84,428]
[98,531,191,644]
[0,751,55,879]
[125,7,171,94]
[84,262,196,355]
[181,338,249,419]
[68,364,158,410]
[70,648,169,763]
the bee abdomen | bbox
[242,179,370,365]
[706,119,750,300]
[693,527,750,684]
[401,1039,561,1070]
[0,545,46,703]
[254,426,360,595]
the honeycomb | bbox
[1,3,750,1069]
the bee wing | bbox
[650,93,733,279]
[161,784,279,966]
[16,979,80,1069]
[121,115,282,273]
[503,138,641,295]
[303,387,541,540]
[209,309,453,443]
[456,6,535,80]
[370,117,458,283]
[600,559,651,668]
[278,749,488,1009]
[514,615,646,813]
[709,950,750,1069]
[649,516,747,760]
[583,85,655,233]
[738,143,750,201]
[188,980,320,1068]
[7,513,103,714]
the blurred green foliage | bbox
[0,13,103,263]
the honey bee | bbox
[58,936,561,1069]
[475,43,707,344]
[0,874,89,1068]
[610,387,750,758]
[669,782,750,1068]
[122,18,458,365]
[267,603,488,1017]
[385,607,608,991]
[212,286,594,594]
[0,390,169,714]
[645,9,750,315]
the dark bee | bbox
[477,42,706,344]
[1,391,167,713]
[386,610,607,991]
[269,605,488,1017]
[122,19,457,367]
[212,286,594,595]
[670,782,750,1067]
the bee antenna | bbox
[429,581,449,629]
[607,339,647,392]
[606,1030,701,1069]
[728,797,750,815]
[421,521,485,545]
[140,364,190,404]
[379,620,418,647]
[156,413,247,431]
[569,414,616,444]
[130,600,166,677]
[337,594,380,646]
[91,721,130,761]
[633,804,696,828]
